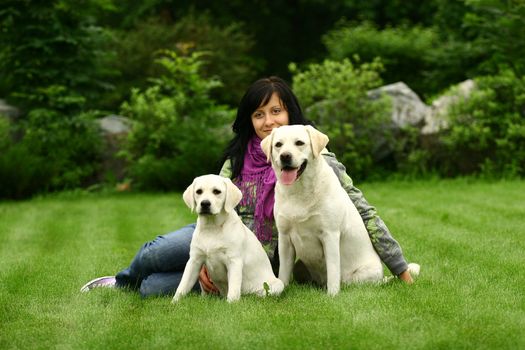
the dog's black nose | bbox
[280,152,292,165]
[200,200,211,209]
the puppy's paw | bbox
[270,279,285,296]
[227,295,240,303]
[171,293,182,304]
[382,275,395,283]
[327,285,340,297]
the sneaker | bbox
[80,276,116,293]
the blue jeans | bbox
[115,223,200,297]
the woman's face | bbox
[251,92,290,139]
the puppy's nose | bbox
[200,200,211,209]
[280,152,292,165]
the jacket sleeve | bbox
[219,159,233,178]
[322,150,409,276]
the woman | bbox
[81,76,416,297]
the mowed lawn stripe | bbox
[1,180,524,349]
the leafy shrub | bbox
[106,12,257,109]
[323,23,439,97]
[440,70,525,178]
[0,142,52,200]
[120,51,234,191]
[322,22,483,100]
[462,0,525,77]
[0,0,115,113]
[0,115,51,199]
[0,116,10,150]
[291,58,392,180]
[21,108,103,190]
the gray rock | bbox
[95,114,132,135]
[0,99,20,120]
[95,115,133,182]
[421,79,475,135]
[368,82,429,128]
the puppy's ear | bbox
[305,125,329,158]
[260,131,274,163]
[182,180,196,212]
[224,178,242,213]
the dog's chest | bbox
[199,243,231,283]
[285,216,326,256]
[275,196,321,223]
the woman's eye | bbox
[196,189,203,195]
[272,108,281,114]
[213,189,222,195]
[275,142,283,148]
[295,140,305,146]
[253,111,264,119]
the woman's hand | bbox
[398,269,414,284]
[199,265,219,294]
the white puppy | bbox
[261,125,385,296]
[172,174,284,303]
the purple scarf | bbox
[235,136,276,242]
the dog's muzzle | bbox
[199,200,212,214]
[279,156,307,185]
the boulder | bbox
[368,82,429,129]
[95,115,133,182]
[421,79,475,135]
[96,114,132,135]
[0,99,20,120]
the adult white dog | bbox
[261,125,385,296]
[172,174,284,303]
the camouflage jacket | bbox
[219,149,409,276]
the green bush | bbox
[0,116,10,150]
[105,13,257,109]
[120,51,234,191]
[440,70,525,178]
[0,116,52,199]
[20,108,103,190]
[462,0,525,78]
[0,0,115,113]
[323,23,439,98]
[291,58,392,180]
[322,22,483,100]
[0,142,52,200]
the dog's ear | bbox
[260,131,274,163]
[305,125,329,158]
[182,180,196,212]
[223,177,242,213]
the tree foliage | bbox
[441,70,525,177]
[102,12,258,109]
[120,51,234,190]
[1,0,524,198]
[291,58,391,179]
[0,0,115,113]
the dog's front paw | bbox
[327,285,340,297]
[227,293,241,303]
[171,293,182,304]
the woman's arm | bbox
[219,159,233,178]
[321,150,411,279]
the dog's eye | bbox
[196,189,203,195]
[295,140,305,146]
[213,189,222,195]
[275,142,282,148]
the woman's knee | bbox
[139,273,200,298]
[139,275,174,298]
[136,225,195,269]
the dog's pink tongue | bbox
[280,169,298,185]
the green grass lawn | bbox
[1,179,524,349]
